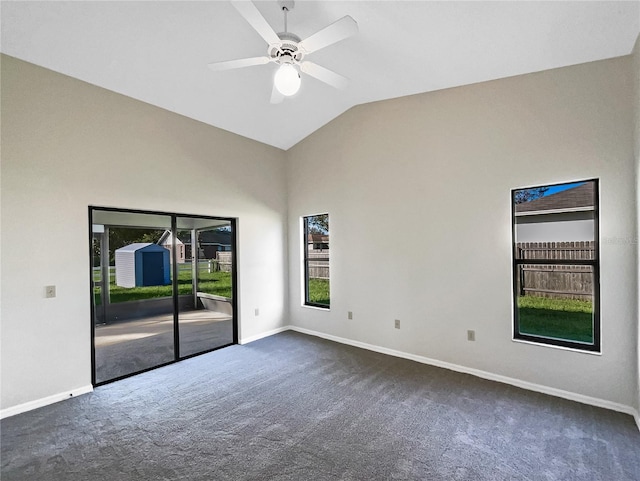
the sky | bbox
[543,181,585,196]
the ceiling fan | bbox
[208,0,358,103]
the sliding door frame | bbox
[89,206,238,387]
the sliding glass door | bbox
[176,217,235,358]
[90,208,237,385]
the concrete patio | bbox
[95,310,233,384]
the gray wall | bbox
[287,56,637,409]
[0,55,289,411]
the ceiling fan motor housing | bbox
[269,32,303,65]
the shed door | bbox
[142,252,165,286]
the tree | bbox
[109,228,164,251]
[514,187,549,204]
[107,228,165,264]
[307,214,329,234]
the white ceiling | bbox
[2,1,639,150]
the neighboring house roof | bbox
[515,182,594,214]
[157,230,232,245]
[199,230,231,245]
[115,243,165,252]
[307,234,329,243]
[157,230,184,245]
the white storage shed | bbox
[115,243,171,288]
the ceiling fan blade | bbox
[208,56,270,71]
[300,61,349,90]
[299,16,358,54]
[270,83,285,104]
[231,0,281,46]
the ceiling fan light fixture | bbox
[274,63,301,96]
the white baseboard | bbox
[288,326,638,421]
[3,328,637,433]
[239,326,290,345]
[0,385,93,420]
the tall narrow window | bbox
[303,214,330,308]
[512,179,600,352]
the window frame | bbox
[511,179,601,352]
[302,214,330,309]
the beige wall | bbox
[2,50,639,417]
[287,56,637,408]
[0,55,289,411]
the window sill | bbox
[512,337,601,355]
[302,304,330,311]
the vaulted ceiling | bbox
[2,1,639,150]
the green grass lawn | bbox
[99,274,329,306]
[95,270,232,304]
[308,278,330,306]
[517,295,593,343]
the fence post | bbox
[519,260,524,297]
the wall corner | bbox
[633,31,640,415]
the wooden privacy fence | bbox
[308,252,329,280]
[175,255,232,273]
[216,251,233,272]
[516,241,594,300]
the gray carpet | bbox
[2,331,639,480]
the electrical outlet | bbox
[254,308,260,316]
[348,311,353,320]
[395,319,401,329]
[467,330,475,341]
[45,285,56,298]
